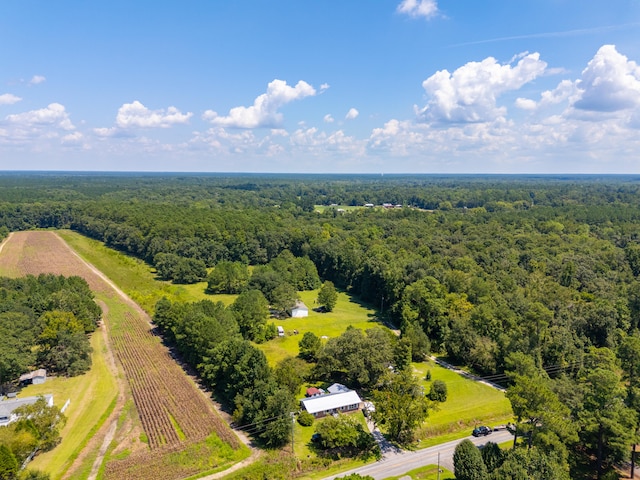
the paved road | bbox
[323,430,513,480]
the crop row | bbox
[110,310,238,450]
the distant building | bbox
[300,385,362,418]
[364,203,374,207]
[290,301,309,318]
[0,394,54,427]
[19,369,47,386]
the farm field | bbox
[0,231,248,480]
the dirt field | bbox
[0,231,244,480]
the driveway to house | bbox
[323,429,513,480]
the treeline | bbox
[0,274,101,389]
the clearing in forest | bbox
[0,231,247,480]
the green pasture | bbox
[413,361,513,446]
[22,307,119,478]
[383,464,455,480]
[257,289,382,366]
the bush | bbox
[428,380,447,402]
[425,369,432,381]
[298,411,314,427]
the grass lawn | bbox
[22,312,119,478]
[257,289,382,366]
[413,361,513,447]
[383,464,455,480]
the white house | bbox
[300,385,362,418]
[0,394,54,427]
[290,301,309,318]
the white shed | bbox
[277,326,285,337]
[290,301,309,318]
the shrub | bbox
[428,380,447,402]
[298,411,314,427]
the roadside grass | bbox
[383,464,455,480]
[22,315,119,478]
[413,361,513,447]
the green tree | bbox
[490,448,570,480]
[37,311,92,376]
[314,414,375,455]
[271,283,298,316]
[579,365,637,478]
[428,380,447,402]
[273,356,309,396]
[618,333,640,409]
[453,439,487,480]
[317,280,338,312]
[0,443,18,480]
[298,332,322,362]
[206,261,249,294]
[371,368,431,444]
[401,321,430,361]
[230,289,270,341]
[481,441,504,473]
[505,353,576,457]
[316,327,394,389]
[14,397,66,452]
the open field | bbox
[0,231,248,479]
[258,289,383,366]
[413,361,513,446]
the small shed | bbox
[277,326,285,337]
[19,369,47,386]
[290,301,309,318]
[306,387,324,397]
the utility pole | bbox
[437,452,441,480]
[290,412,295,457]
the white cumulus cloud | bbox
[324,114,335,123]
[0,94,21,105]
[397,0,439,19]
[6,103,74,130]
[115,101,192,128]
[572,45,640,112]
[345,108,359,120]
[417,52,547,123]
[203,79,318,128]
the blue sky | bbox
[1,1,640,173]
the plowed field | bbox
[0,231,242,480]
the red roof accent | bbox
[306,387,321,397]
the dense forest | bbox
[3,173,640,478]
